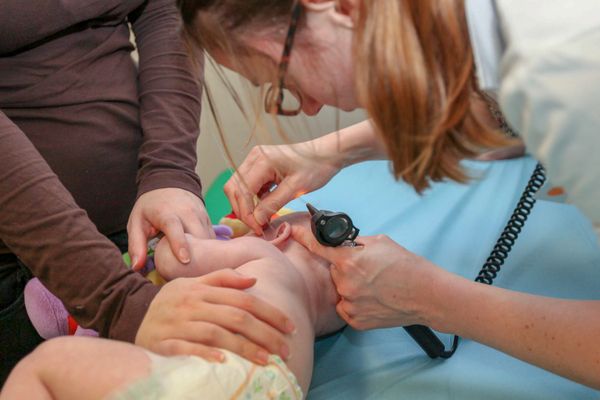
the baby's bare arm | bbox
[1,337,152,400]
[155,235,275,281]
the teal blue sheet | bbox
[287,158,600,399]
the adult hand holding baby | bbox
[128,187,215,271]
[135,269,296,365]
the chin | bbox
[323,100,354,113]
[335,97,360,113]
[335,103,359,112]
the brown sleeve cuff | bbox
[136,169,203,202]
[104,280,160,342]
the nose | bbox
[302,98,324,116]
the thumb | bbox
[290,224,347,264]
[199,269,257,289]
[128,221,150,271]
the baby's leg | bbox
[234,258,317,393]
[0,336,152,400]
[154,235,270,280]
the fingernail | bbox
[179,248,191,264]
[255,349,270,365]
[211,350,225,363]
[131,256,138,269]
[280,344,290,360]
[285,320,296,334]
[255,213,266,228]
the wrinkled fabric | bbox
[0,0,202,342]
[466,0,600,239]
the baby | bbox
[1,212,344,399]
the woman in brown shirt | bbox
[0,0,294,384]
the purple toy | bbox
[24,278,97,339]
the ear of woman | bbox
[300,0,356,29]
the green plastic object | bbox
[122,248,154,268]
[205,169,234,224]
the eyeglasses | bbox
[264,1,303,116]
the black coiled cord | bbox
[475,162,547,284]
[441,162,547,358]
[410,95,548,359]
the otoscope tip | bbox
[306,203,318,216]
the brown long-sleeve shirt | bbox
[0,0,203,341]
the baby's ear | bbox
[269,222,292,248]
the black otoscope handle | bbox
[306,204,455,359]
[403,325,447,359]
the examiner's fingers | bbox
[224,174,263,235]
[336,300,355,327]
[223,176,241,221]
[253,179,298,227]
[236,188,264,235]
[290,224,358,265]
[226,153,283,233]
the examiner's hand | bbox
[135,269,296,365]
[225,143,341,235]
[128,188,215,271]
[291,226,447,331]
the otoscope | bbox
[306,203,455,359]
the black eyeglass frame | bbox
[264,1,303,116]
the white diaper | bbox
[108,349,303,400]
